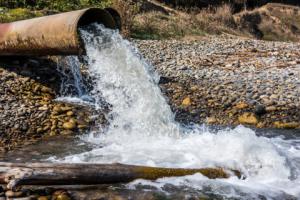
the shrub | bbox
[112,0,140,37]
[194,4,236,34]
[0,8,43,22]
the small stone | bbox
[53,106,62,113]
[66,111,74,116]
[254,104,266,115]
[256,122,265,128]
[77,124,88,129]
[38,106,48,111]
[43,125,51,131]
[190,85,198,91]
[38,196,49,200]
[61,130,73,135]
[49,131,57,136]
[5,190,23,198]
[206,117,217,124]
[238,112,258,125]
[61,107,72,112]
[40,86,52,93]
[235,102,248,109]
[33,85,40,93]
[266,106,276,112]
[37,128,44,133]
[262,98,274,106]
[62,121,76,130]
[251,48,258,52]
[182,97,191,107]
[274,122,299,129]
[56,194,70,200]
[270,94,278,99]
[53,191,70,200]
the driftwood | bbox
[0,162,241,190]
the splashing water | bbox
[56,56,87,97]
[53,24,300,199]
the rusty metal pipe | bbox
[0,8,120,56]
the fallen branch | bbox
[0,162,241,190]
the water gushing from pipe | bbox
[52,24,300,199]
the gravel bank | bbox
[0,57,103,152]
[135,36,300,129]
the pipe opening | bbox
[78,8,116,30]
[77,8,117,55]
[104,8,122,30]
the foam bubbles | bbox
[54,24,300,199]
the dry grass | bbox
[131,3,237,39]
[114,1,300,41]
[194,4,236,34]
[132,11,189,39]
[112,0,141,37]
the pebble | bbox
[206,117,217,124]
[135,36,300,129]
[254,104,266,115]
[182,97,192,106]
[5,190,24,198]
[62,121,77,130]
[238,112,259,125]
[0,58,95,152]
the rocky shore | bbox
[0,36,299,152]
[0,57,104,152]
[135,36,300,129]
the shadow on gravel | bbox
[0,56,62,92]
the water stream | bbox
[18,24,300,199]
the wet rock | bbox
[182,97,192,107]
[235,102,248,109]
[37,196,50,200]
[254,104,266,116]
[274,121,299,129]
[238,112,259,125]
[55,194,71,200]
[66,111,74,116]
[53,191,70,200]
[206,117,217,124]
[5,190,24,198]
[62,121,77,130]
[266,106,276,112]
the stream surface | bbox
[5,24,300,199]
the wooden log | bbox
[0,162,241,190]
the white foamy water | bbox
[53,24,300,199]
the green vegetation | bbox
[0,0,113,11]
[0,8,44,23]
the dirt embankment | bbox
[132,2,300,42]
